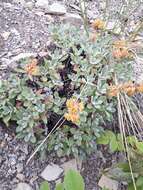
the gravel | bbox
[0,125,62,190]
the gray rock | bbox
[61,159,78,173]
[62,13,82,26]
[41,163,63,181]
[25,2,34,10]
[3,3,13,8]
[9,155,17,166]
[106,21,116,30]
[16,163,24,173]
[98,175,118,190]
[15,183,32,190]
[35,0,49,9]
[47,3,66,15]
[0,156,2,164]
[1,31,11,41]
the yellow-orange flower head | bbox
[108,81,143,97]
[91,19,105,30]
[112,40,130,59]
[25,59,39,76]
[64,98,84,124]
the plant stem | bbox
[79,0,89,37]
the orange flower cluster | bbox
[108,82,143,97]
[91,19,105,30]
[25,59,39,76]
[64,98,84,123]
[112,40,130,59]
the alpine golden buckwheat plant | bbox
[0,10,142,160]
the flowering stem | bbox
[79,0,89,37]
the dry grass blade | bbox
[117,93,137,190]
[26,117,65,165]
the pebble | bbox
[0,156,2,164]
[47,3,66,15]
[25,2,34,10]
[15,183,33,190]
[1,31,11,41]
[106,21,116,30]
[98,175,118,190]
[16,163,24,173]
[9,156,17,166]
[62,13,82,26]
[35,0,49,9]
[41,163,63,181]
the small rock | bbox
[11,28,20,36]
[62,13,82,26]
[5,133,9,139]
[16,163,23,173]
[0,156,2,164]
[35,11,45,16]
[47,3,66,15]
[13,0,26,6]
[16,173,25,181]
[61,159,78,173]
[3,3,13,8]
[98,175,118,190]
[1,32,11,41]
[106,21,116,30]
[35,0,49,9]
[15,183,32,190]
[0,140,7,148]
[25,2,34,10]
[9,156,17,166]
[41,163,63,181]
[100,2,107,10]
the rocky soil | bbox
[0,125,121,190]
[0,0,143,190]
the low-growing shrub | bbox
[0,22,134,158]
